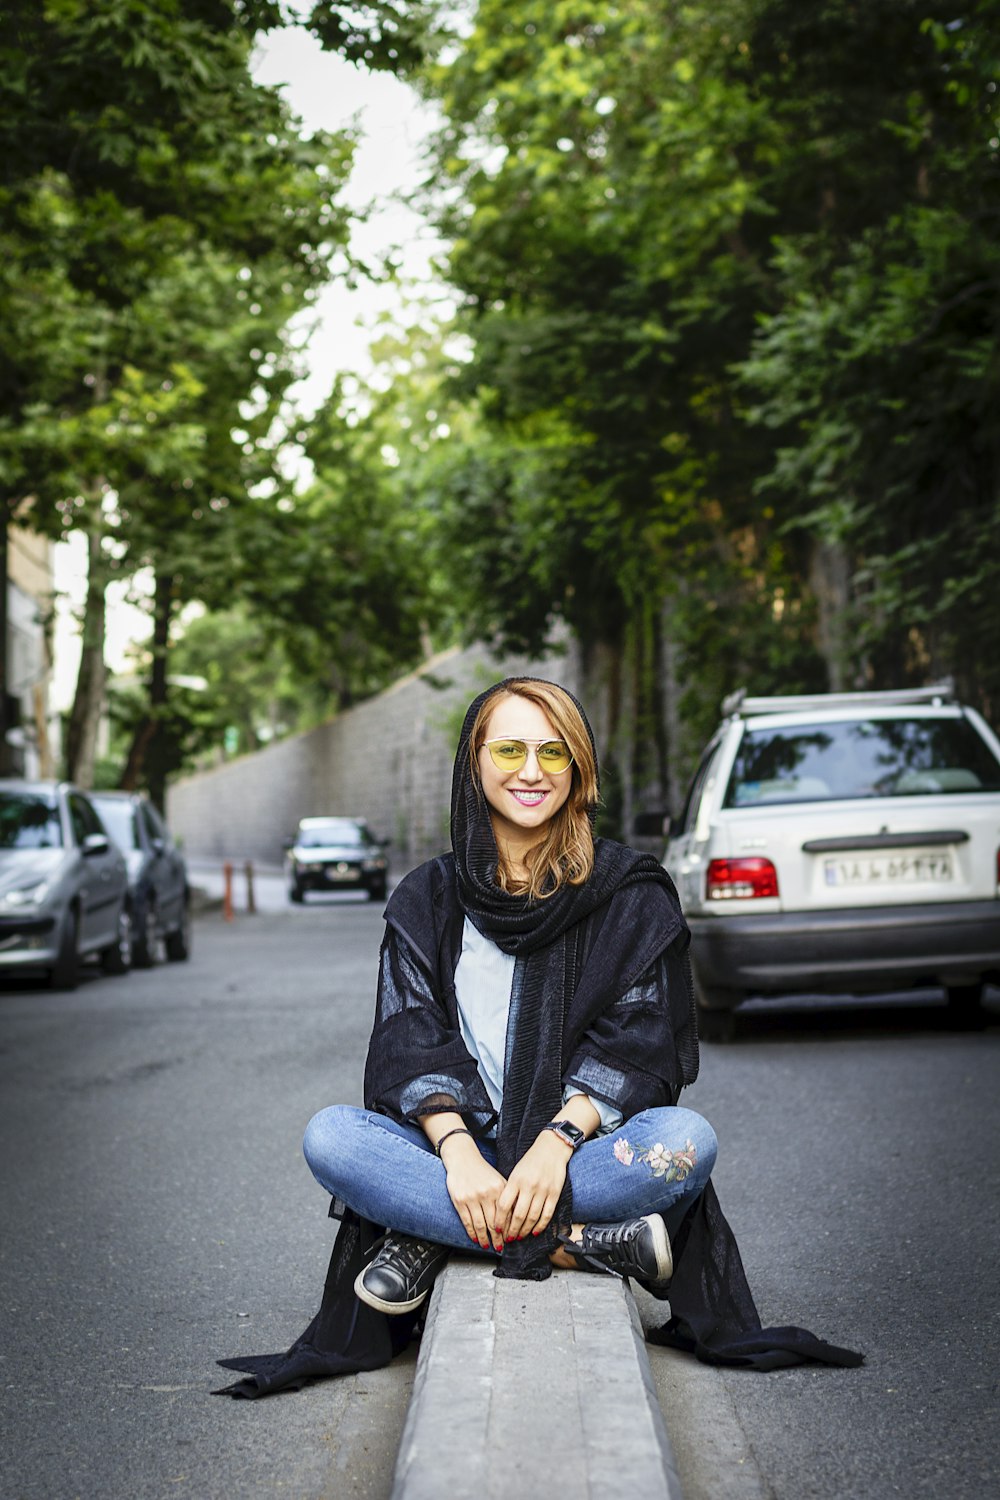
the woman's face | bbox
[476,694,573,849]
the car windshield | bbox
[92,799,140,851]
[724,716,1000,807]
[296,820,370,848]
[0,792,63,849]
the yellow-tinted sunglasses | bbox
[483,737,574,774]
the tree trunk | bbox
[65,527,109,787]
[808,536,852,691]
[579,632,626,838]
[658,594,686,818]
[120,571,174,809]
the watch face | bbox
[556,1120,585,1145]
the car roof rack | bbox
[721,679,956,718]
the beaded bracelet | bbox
[435,1126,474,1157]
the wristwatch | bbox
[541,1119,587,1151]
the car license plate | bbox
[823,851,954,886]
[323,866,357,882]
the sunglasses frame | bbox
[481,736,575,774]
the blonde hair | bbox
[469,680,599,899]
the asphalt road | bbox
[1,891,997,1500]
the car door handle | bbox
[802,830,969,853]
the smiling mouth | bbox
[509,790,548,806]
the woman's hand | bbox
[496,1134,572,1241]
[440,1134,509,1252]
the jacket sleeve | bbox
[363,920,497,1133]
[562,950,685,1121]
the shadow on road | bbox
[717,987,1000,1045]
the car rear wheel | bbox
[133,901,161,968]
[165,899,191,962]
[49,907,80,991]
[103,904,133,975]
[945,981,987,1030]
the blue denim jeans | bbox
[302,1105,718,1253]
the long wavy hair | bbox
[468,679,599,899]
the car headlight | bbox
[362,858,386,872]
[297,861,322,872]
[0,881,51,909]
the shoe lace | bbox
[586,1221,638,1253]
[556,1228,623,1279]
[373,1232,440,1273]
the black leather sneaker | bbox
[567,1213,673,1285]
[354,1231,451,1314]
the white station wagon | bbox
[664,684,1000,1038]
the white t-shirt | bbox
[453,916,623,1136]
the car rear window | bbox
[0,793,63,848]
[723,716,1000,807]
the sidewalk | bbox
[186,856,286,913]
[186,857,415,915]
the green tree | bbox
[0,0,435,783]
[414,0,1000,818]
[416,0,820,818]
[739,0,1000,713]
[236,383,448,709]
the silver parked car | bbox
[0,781,133,989]
[664,684,1000,1038]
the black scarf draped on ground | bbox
[216,679,861,1396]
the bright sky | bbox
[52,26,442,708]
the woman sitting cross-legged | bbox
[216,678,862,1399]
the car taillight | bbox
[706,858,779,900]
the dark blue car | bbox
[90,792,191,967]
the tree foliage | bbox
[410,0,1000,808]
[6,0,998,809]
[740,2,1000,708]
[0,0,437,786]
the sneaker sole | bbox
[353,1267,431,1315]
[642,1213,673,1283]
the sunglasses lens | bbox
[488,740,528,770]
[537,741,572,772]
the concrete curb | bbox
[391,1259,683,1500]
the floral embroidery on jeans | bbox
[613,1136,697,1180]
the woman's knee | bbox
[629,1105,718,1180]
[674,1107,717,1174]
[302,1103,360,1173]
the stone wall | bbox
[166,639,581,866]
